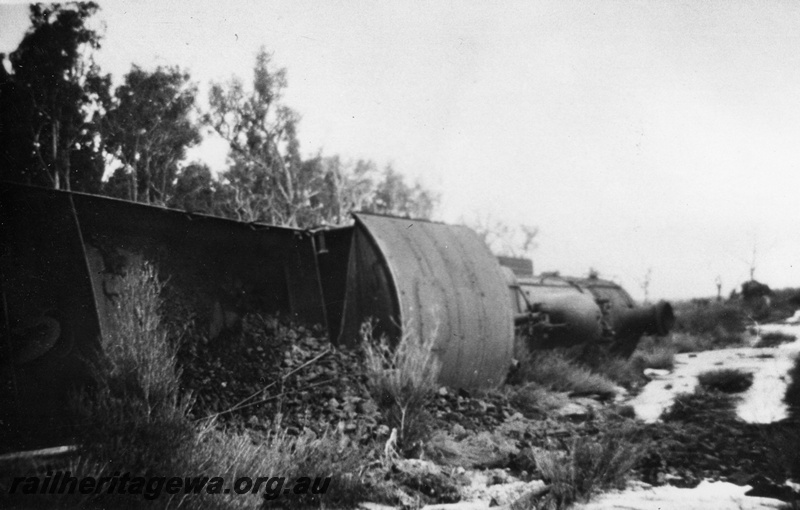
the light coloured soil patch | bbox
[575,480,785,510]
[630,323,800,423]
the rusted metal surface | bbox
[506,271,603,349]
[338,225,398,345]
[71,189,327,337]
[565,276,675,356]
[1,182,327,452]
[508,270,674,356]
[340,213,514,389]
[2,181,675,453]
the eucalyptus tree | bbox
[103,65,200,204]
[4,2,110,192]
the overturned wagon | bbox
[1,182,672,451]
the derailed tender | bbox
[503,266,675,357]
[336,213,514,389]
[1,182,673,451]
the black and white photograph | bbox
[1,1,799,508]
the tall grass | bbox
[192,421,376,509]
[74,261,195,475]
[575,345,647,389]
[362,319,442,453]
[55,261,375,509]
[100,262,181,406]
[533,425,645,509]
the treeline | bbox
[0,2,438,227]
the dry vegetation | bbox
[511,349,620,399]
[362,319,442,454]
[697,368,754,394]
[755,331,798,348]
[670,299,751,350]
[4,268,800,510]
[533,424,647,509]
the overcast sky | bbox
[2,0,799,301]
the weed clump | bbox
[74,261,195,475]
[362,320,442,454]
[506,383,571,419]
[533,425,645,509]
[697,368,754,394]
[575,345,647,390]
[512,349,619,400]
[425,429,519,469]
[38,261,377,510]
[193,422,378,509]
[632,337,676,369]
[662,387,736,423]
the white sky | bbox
[2,0,799,301]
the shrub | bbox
[0,260,383,510]
[672,300,747,347]
[74,261,195,475]
[512,349,619,400]
[762,286,800,323]
[669,332,715,353]
[662,387,736,423]
[755,331,797,348]
[7,261,200,508]
[362,319,442,453]
[100,261,183,410]
[575,345,647,389]
[533,425,646,509]
[507,383,571,419]
[632,337,676,369]
[697,368,754,393]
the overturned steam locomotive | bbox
[0,182,673,451]
[504,267,674,357]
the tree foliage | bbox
[168,163,219,214]
[304,156,439,225]
[466,213,538,257]
[204,48,439,227]
[103,65,200,204]
[205,48,313,226]
[2,2,110,192]
[1,18,439,227]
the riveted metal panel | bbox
[350,213,513,389]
